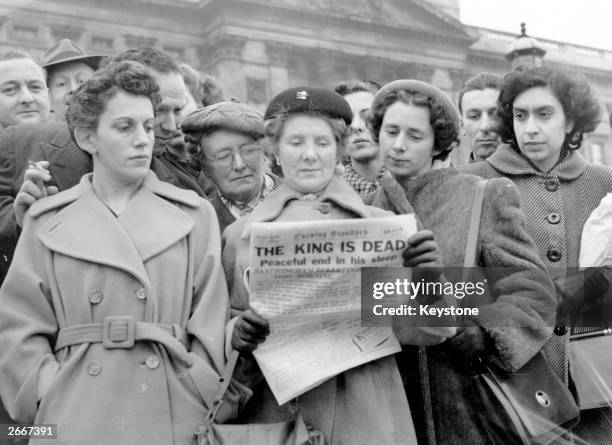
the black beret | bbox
[264,86,352,125]
[373,79,460,126]
[181,100,264,142]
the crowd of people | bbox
[0,37,610,445]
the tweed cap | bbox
[373,79,460,125]
[181,100,265,142]
[41,39,101,72]
[264,86,352,125]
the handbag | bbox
[192,349,325,445]
[465,180,579,445]
[569,327,612,410]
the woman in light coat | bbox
[0,61,247,444]
[364,79,557,445]
[222,86,444,445]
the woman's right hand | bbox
[231,309,270,352]
[14,161,58,227]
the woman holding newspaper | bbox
[363,79,557,445]
[222,86,457,444]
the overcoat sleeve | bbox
[451,178,557,372]
[0,127,20,282]
[0,211,59,422]
[185,201,251,421]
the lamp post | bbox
[505,23,546,69]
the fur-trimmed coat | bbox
[0,172,248,444]
[364,169,556,445]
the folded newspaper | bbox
[248,214,417,404]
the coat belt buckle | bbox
[103,316,135,349]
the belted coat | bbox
[0,172,248,445]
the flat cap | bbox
[41,39,101,72]
[264,86,352,125]
[373,79,460,125]
[181,100,265,141]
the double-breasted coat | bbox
[222,174,418,445]
[0,172,248,444]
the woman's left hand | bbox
[402,230,445,268]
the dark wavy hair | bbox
[458,72,503,114]
[333,79,380,97]
[498,66,601,151]
[368,89,460,161]
[66,61,161,143]
[99,45,180,75]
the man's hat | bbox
[41,39,102,73]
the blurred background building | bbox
[1,0,611,165]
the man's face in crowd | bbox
[461,88,501,161]
[0,58,50,128]
[153,71,188,154]
[48,61,95,122]
[344,90,379,163]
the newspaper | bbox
[248,214,417,405]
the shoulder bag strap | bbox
[204,349,240,426]
[463,179,489,270]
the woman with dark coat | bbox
[364,79,557,445]
[460,66,612,444]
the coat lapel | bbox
[240,174,372,239]
[36,173,197,286]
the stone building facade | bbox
[1,0,611,164]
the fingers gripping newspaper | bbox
[247,214,417,405]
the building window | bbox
[13,24,38,41]
[589,143,603,164]
[91,36,114,51]
[163,46,183,60]
[246,77,267,104]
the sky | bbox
[459,0,612,51]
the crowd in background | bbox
[0,37,610,444]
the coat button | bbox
[544,178,560,192]
[546,213,561,224]
[318,203,330,214]
[145,355,160,369]
[135,287,147,300]
[554,326,568,335]
[87,361,102,376]
[139,383,148,392]
[88,289,103,304]
[547,248,562,262]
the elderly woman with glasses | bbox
[181,101,281,232]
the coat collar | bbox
[240,173,372,239]
[31,172,199,287]
[486,143,587,180]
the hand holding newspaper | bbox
[247,214,417,404]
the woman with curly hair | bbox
[364,79,556,445]
[0,61,248,443]
[461,66,612,444]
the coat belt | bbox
[54,316,193,366]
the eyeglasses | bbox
[207,144,263,168]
